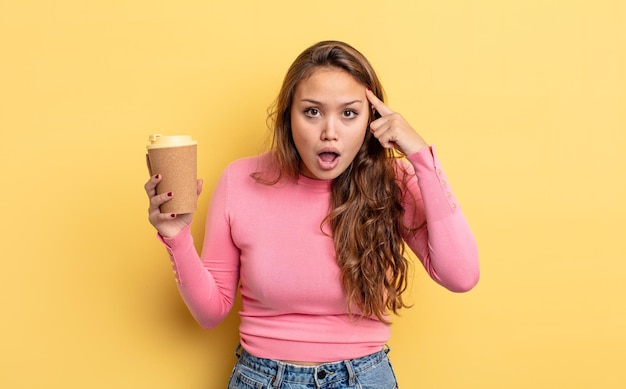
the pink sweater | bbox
[159,146,479,362]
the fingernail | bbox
[167,192,173,197]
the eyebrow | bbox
[299,98,363,106]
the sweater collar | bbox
[296,174,332,192]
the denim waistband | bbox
[234,344,390,387]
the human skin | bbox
[289,67,371,181]
[290,66,427,181]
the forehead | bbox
[294,67,364,98]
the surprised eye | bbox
[342,109,357,119]
[304,108,320,117]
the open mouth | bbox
[317,151,340,170]
[319,152,339,162]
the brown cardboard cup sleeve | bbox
[147,144,197,214]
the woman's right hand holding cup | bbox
[144,174,203,238]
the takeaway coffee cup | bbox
[146,134,198,214]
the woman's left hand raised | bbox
[366,88,428,156]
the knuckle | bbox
[150,195,162,206]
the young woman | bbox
[145,40,479,389]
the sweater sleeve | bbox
[400,145,480,292]
[158,167,240,329]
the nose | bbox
[321,117,338,141]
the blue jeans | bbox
[227,345,398,388]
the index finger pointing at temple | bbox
[365,88,394,116]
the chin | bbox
[316,169,346,181]
[301,169,334,181]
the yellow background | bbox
[1,0,624,387]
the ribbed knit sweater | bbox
[158,146,479,362]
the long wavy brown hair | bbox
[257,41,412,323]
